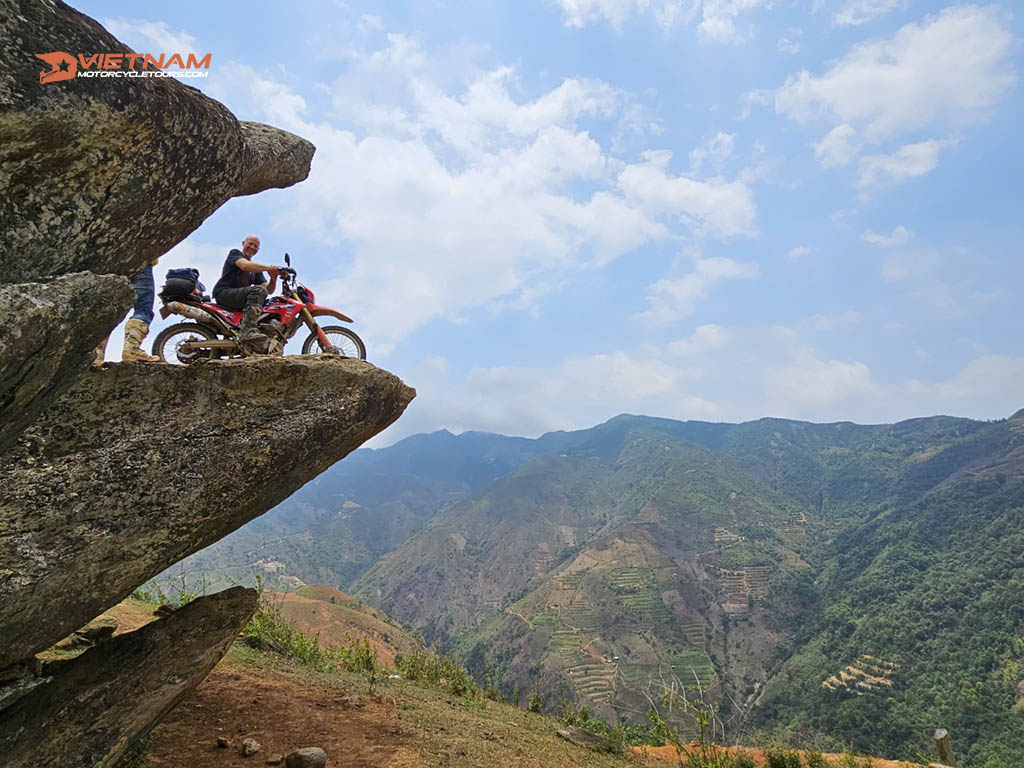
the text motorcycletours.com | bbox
[79,69,209,79]
[35,52,212,84]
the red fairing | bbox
[197,302,242,328]
[265,295,305,323]
[195,296,308,327]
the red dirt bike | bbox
[153,254,366,364]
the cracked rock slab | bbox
[0,273,134,454]
[0,586,258,768]
[0,357,414,667]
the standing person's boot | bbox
[122,318,160,362]
[92,335,109,368]
[238,305,270,354]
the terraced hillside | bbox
[190,410,1024,765]
[821,654,899,695]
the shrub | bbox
[806,752,829,768]
[529,690,542,713]
[242,596,334,671]
[394,651,478,697]
[764,746,803,768]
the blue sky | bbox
[78,0,1023,444]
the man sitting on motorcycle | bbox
[213,235,280,347]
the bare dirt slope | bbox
[272,586,423,668]
[143,648,637,768]
[144,657,419,767]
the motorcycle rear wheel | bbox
[153,323,220,365]
[300,325,366,360]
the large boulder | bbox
[0,273,134,453]
[0,586,259,768]
[0,0,315,281]
[0,357,414,668]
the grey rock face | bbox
[236,121,316,197]
[0,0,314,281]
[0,357,414,668]
[0,586,258,768]
[0,274,134,454]
[285,747,328,768]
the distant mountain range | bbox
[170,410,1024,766]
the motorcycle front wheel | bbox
[153,322,219,365]
[300,325,366,360]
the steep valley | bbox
[177,411,1024,766]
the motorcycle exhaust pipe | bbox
[162,301,218,324]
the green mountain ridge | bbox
[175,410,1024,766]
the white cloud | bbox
[668,323,730,354]
[857,139,942,190]
[637,256,759,326]
[900,355,1024,416]
[832,0,903,28]
[689,132,735,172]
[699,0,770,42]
[618,154,757,239]
[776,6,1016,141]
[777,37,800,55]
[785,245,811,260]
[103,18,199,54]
[554,0,768,41]
[382,351,715,441]
[829,208,858,226]
[556,0,695,31]
[804,310,863,331]
[813,124,861,168]
[206,37,761,349]
[881,249,940,281]
[862,225,912,247]
[765,355,874,406]
[372,324,1024,444]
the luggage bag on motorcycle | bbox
[159,268,207,301]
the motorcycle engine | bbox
[258,318,287,356]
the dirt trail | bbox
[144,661,419,768]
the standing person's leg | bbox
[123,265,159,362]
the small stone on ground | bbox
[242,737,261,756]
[285,747,327,768]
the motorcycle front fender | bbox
[307,306,354,324]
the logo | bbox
[36,52,78,83]
[35,51,212,83]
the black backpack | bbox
[160,268,207,301]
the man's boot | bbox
[238,305,270,354]
[92,335,109,368]
[122,318,159,362]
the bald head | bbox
[241,235,260,257]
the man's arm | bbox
[234,257,278,274]
[236,257,279,295]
